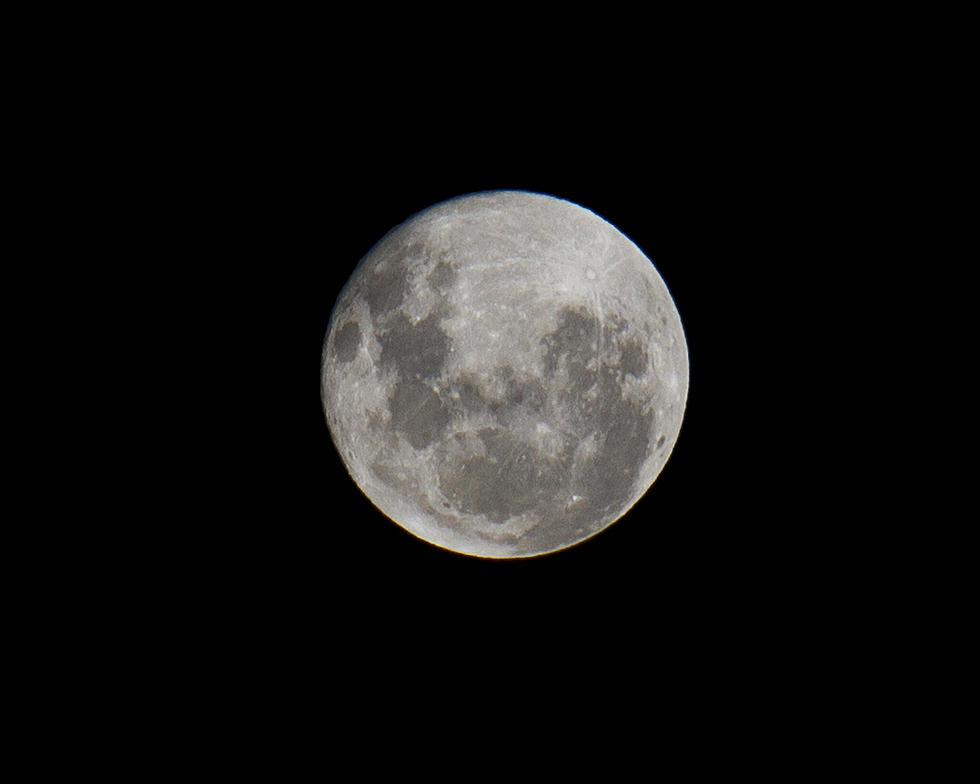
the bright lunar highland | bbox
[321,191,688,558]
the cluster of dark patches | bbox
[541,308,597,411]
[428,367,560,531]
[361,243,422,318]
[362,243,457,317]
[437,426,565,524]
[513,305,656,553]
[421,306,657,552]
[332,243,424,366]
[566,361,652,522]
[376,311,453,449]
[355,246,461,451]
[386,379,452,449]
[450,367,547,429]
[380,312,450,380]
[359,267,658,551]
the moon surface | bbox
[321,191,688,558]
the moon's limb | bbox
[321,191,688,558]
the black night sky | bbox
[173,64,834,672]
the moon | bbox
[321,191,688,558]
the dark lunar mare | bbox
[387,379,452,449]
[331,321,361,363]
[379,312,451,380]
[370,266,458,451]
[437,427,564,524]
[520,306,655,554]
[428,260,456,291]
[361,242,424,317]
[420,304,656,555]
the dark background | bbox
[55,14,921,749]
[198,108,815,634]
[149,53,850,685]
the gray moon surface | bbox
[321,191,688,558]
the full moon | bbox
[321,191,689,558]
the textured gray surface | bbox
[321,191,689,557]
